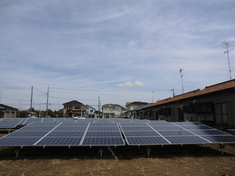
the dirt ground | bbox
[0,133,235,176]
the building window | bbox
[221,103,227,124]
[215,103,228,125]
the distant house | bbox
[63,100,85,118]
[85,105,96,118]
[102,104,126,118]
[124,101,149,119]
[143,79,235,127]
[0,104,18,118]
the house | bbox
[124,101,149,119]
[0,104,18,118]
[102,104,126,118]
[143,79,235,128]
[84,105,96,118]
[63,100,85,118]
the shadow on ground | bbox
[0,144,234,160]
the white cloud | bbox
[127,41,136,47]
[117,81,145,88]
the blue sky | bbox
[0,0,235,111]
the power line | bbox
[1,96,29,101]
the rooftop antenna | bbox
[152,91,154,103]
[222,41,234,79]
[0,90,2,104]
[179,69,184,94]
[170,87,175,97]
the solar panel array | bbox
[0,118,235,147]
[0,118,23,128]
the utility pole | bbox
[179,69,184,94]
[29,86,33,117]
[45,86,49,117]
[222,41,234,79]
[98,96,101,118]
[39,102,41,118]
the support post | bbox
[220,144,225,155]
[99,147,103,158]
[147,146,151,157]
[15,148,20,159]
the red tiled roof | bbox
[144,79,235,108]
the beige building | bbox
[63,100,85,118]
[102,104,126,118]
[0,104,18,118]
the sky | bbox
[0,0,235,111]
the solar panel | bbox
[82,137,125,146]
[34,122,89,146]
[165,136,209,144]
[36,137,83,146]
[0,137,42,146]
[199,135,235,143]
[0,119,235,148]
[81,122,125,146]
[0,122,59,146]
[157,130,193,136]
[0,118,23,128]
[126,137,170,145]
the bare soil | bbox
[0,133,235,176]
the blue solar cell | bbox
[119,123,148,127]
[0,137,41,146]
[47,131,85,137]
[87,127,120,132]
[7,131,49,137]
[165,136,209,144]
[123,130,160,137]
[89,123,118,127]
[151,126,183,131]
[0,118,23,128]
[22,127,56,131]
[173,122,201,126]
[158,130,193,136]
[121,126,152,131]
[182,125,212,130]
[82,137,125,146]
[85,131,121,137]
[200,135,235,143]
[191,130,228,135]
[36,137,82,146]
[55,127,87,131]
[126,137,169,145]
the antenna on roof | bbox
[170,87,175,97]
[152,91,154,103]
[179,69,184,94]
[222,41,234,80]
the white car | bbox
[73,116,86,120]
